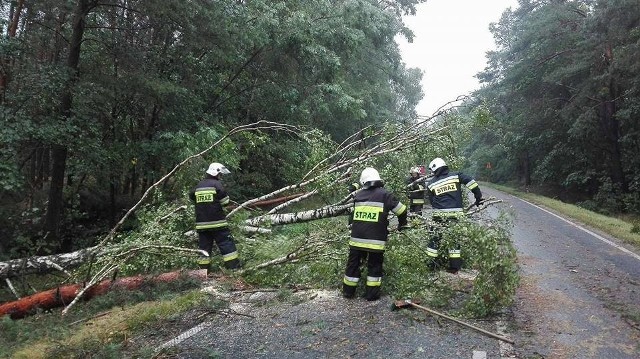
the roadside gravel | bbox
[144,284,510,359]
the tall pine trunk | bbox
[598,43,628,194]
[44,0,93,253]
[0,0,25,101]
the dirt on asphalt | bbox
[129,274,511,359]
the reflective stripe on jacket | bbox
[350,184,407,252]
[190,176,230,231]
[426,169,481,217]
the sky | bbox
[397,0,519,116]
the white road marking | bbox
[472,350,487,359]
[157,322,210,352]
[514,196,640,261]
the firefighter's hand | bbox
[475,198,484,207]
[397,223,410,232]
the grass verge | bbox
[484,182,640,249]
[0,276,224,359]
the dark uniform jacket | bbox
[349,182,407,252]
[189,176,230,231]
[426,167,481,217]
[405,175,426,204]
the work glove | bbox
[475,198,484,207]
[397,223,410,232]
[348,183,360,193]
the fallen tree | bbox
[0,194,304,282]
[1,246,101,282]
[2,112,477,316]
[0,269,208,319]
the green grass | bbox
[0,277,220,359]
[484,182,640,249]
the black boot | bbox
[342,284,356,299]
[447,257,462,274]
[224,258,242,270]
[198,257,211,274]
[426,258,439,271]
[365,286,381,301]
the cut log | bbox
[0,269,207,319]
[246,203,352,227]
[0,246,102,280]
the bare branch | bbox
[267,190,318,214]
[5,279,20,300]
[62,244,208,315]
[101,121,301,246]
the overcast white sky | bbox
[397,0,519,116]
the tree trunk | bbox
[44,0,92,252]
[0,246,101,280]
[0,0,25,100]
[518,151,531,186]
[0,269,207,319]
[110,180,117,227]
[598,43,627,193]
[599,99,627,193]
[47,144,70,250]
[0,194,308,280]
[246,204,351,227]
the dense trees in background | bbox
[467,0,640,214]
[6,0,637,263]
[0,0,424,258]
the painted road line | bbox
[472,350,487,359]
[514,197,640,261]
[157,321,210,352]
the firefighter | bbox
[425,158,483,273]
[189,162,241,273]
[406,167,426,214]
[343,167,408,301]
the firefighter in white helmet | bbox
[406,166,426,214]
[189,162,241,273]
[343,167,408,301]
[425,158,483,273]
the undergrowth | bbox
[0,276,212,359]
[1,204,518,357]
[239,209,519,317]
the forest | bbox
[467,0,640,217]
[1,0,426,259]
[0,0,638,319]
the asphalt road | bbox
[482,187,640,358]
[149,187,639,359]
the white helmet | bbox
[429,158,446,172]
[206,162,231,177]
[410,167,420,174]
[360,167,382,185]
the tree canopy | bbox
[468,0,640,214]
[0,0,425,257]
